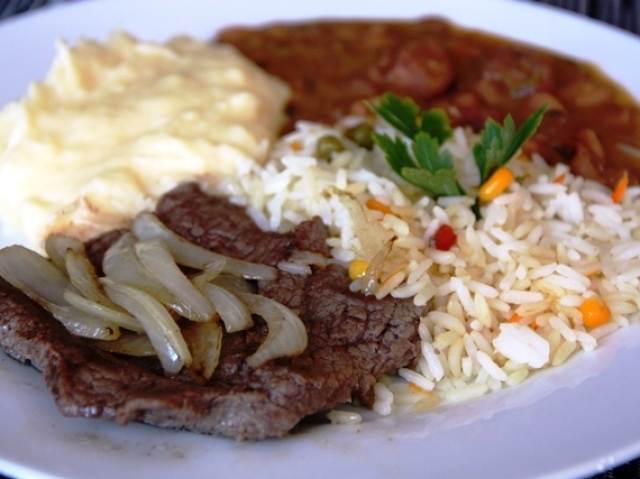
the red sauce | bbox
[217,18,640,188]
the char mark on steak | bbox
[0,182,424,440]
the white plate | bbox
[1,1,640,478]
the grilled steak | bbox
[0,183,424,440]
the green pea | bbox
[345,122,374,150]
[316,135,345,161]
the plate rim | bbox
[1,1,640,479]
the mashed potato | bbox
[0,31,291,251]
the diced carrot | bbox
[408,382,429,394]
[586,269,601,279]
[508,312,537,329]
[612,170,629,203]
[410,390,441,412]
[579,296,612,329]
[508,313,521,323]
[365,198,393,215]
[479,166,514,202]
[554,173,566,184]
[290,140,303,151]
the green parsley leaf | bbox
[507,105,547,158]
[401,167,463,197]
[372,132,415,176]
[368,93,420,139]
[411,132,454,172]
[368,94,453,143]
[419,108,453,144]
[474,105,547,184]
[368,92,546,202]
[368,93,460,197]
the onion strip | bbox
[92,332,156,356]
[65,249,123,309]
[362,239,394,295]
[238,293,307,368]
[0,245,75,306]
[200,282,253,333]
[182,321,223,382]
[63,289,142,333]
[191,257,227,289]
[44,233,85,272]
[135,239,215,322]
[0,217,312,374]
[102,233,192,317]
[0,245,122,339]
[103,233,175,299]
[211,274,257,294]
[102,278,191,374]
[47,304,121,340]
[132,212,278,280]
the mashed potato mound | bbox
[0,31,291,250]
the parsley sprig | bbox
[473,109,547,184]
[368,93,546,198]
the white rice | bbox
[212,118,640,415]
